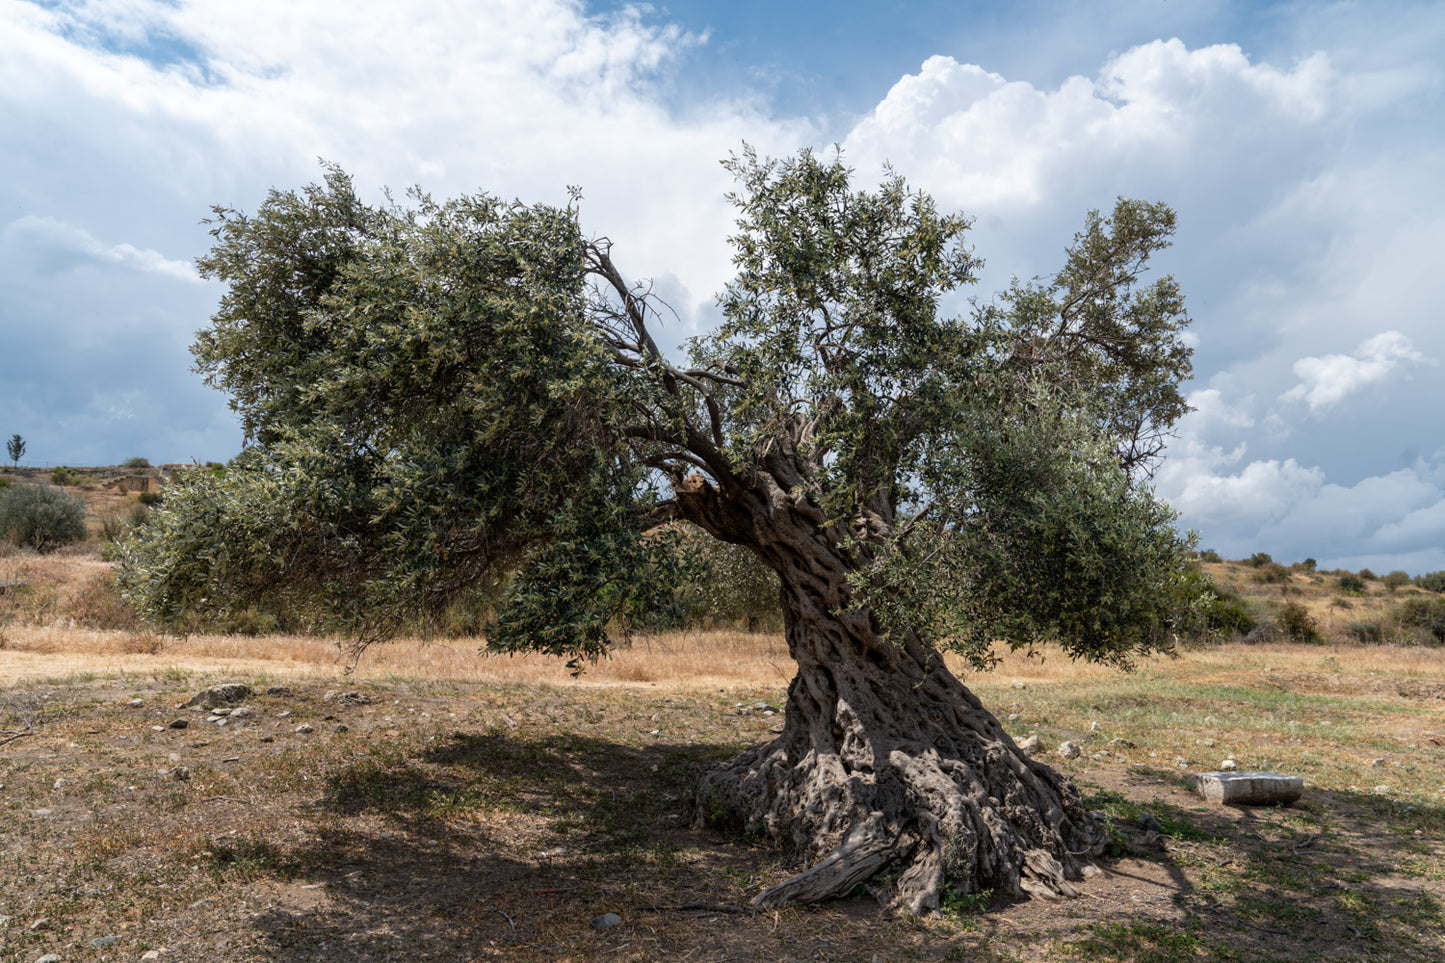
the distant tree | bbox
[6,434,24,468]
[120,153,1196,913]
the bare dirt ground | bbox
[3,636,1444,963]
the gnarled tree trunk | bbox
[683,474,1107,914]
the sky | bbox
[1,0,1442,574]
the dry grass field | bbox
[2,474,1444,961]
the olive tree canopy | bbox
[122,149,1195,912]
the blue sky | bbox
[2,0,1443,573]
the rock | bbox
[335,724,350,733]
[1372,785,1391,795]
[1007,713,1020,722]
[1090,751,1109,761]
[180,683,251,709]
[53,778,67,789]
[500,714,517,729]
[127,698,145,708]
[1017,734,1042,756]
[1137,813,1163,834]
[36,955,62,963]
[1194,770,1303,806]
[1057,741,1081,760]
[89,935,120,948]
[212,707,232,716]
[265,684,291,696]
[338,691,371,705]
[1370,758,1386,767]
[295,724,314,734]
[590,913,623,929]
[259,735,275,743]
[1089,721,1101,732]
[1220,759,1237,771]
[1175,757,1190,769]
[1108,738,1135,749]
[166,718,189,730]
[229,707,252,719]
[170,766,191,781]
[29,917,51,931]
[142,952,162,961]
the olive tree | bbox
[121,150,1194,913]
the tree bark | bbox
[692,526,1106,915]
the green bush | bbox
[50,466,79,487]
[128,502,152,527]
[1276,600,1321,643]
[669,523,781,630]
[0,484,88,552]
[1358,568,1377,581]
[1416,571,1445,593]
[1197,549,1222,564]
[1253,562,1290,584]
[1346,621,1382,643]
[137,490,164,506]
[123,457,151,469]
[1335,574,1365,595]
[1294,558,1317,572]
[1392,596,1445,645]
[1246,552,1273,568]
[1383,570,1411,592]
[1173,567,1256,641]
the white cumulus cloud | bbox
[1279,331,1433,411]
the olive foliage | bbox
[122,151,1194,669]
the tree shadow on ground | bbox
[231,741,1445,963]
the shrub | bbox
[1417,571,1445,593]
[123,457,151,469]
[1383,570,1411,592]
[1335,574,1365,595]
[49,466,78,487]
[1277,600,1321,643]
[1392,596,1445,645]
[1253,562,1290,584]
[1174,567,1257,641]
[128,502,152,527]
[137,490,164,506]
[1197,549,1222,564]
[1346,621,1382,643]
[1358,568,1377,581]
[1294,558,1317,572]
[0,484,88,552]
[669,523,781,630]
[1246,552,1273,568]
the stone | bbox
[1007,713,1020,722]
[89,935,120,947]
[265,684,291,696]
[36,955,62,963]
[590,913,622,929]
[142,952,162,961]
[1108,738,1135,749]
[127,698,145,708]
[166,718,189,730]
[1194,770,1303,806]
[229,707,253,719]
[29,917,51,931]
[1220,759,1237,771]
[1057,741,1081,760]
[180,683,251,709]
[1017,734,1042,756]
[170,766,191,781]
[295,724,314,734]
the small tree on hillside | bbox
[120,152,1195,913]
[7,434,24,468]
